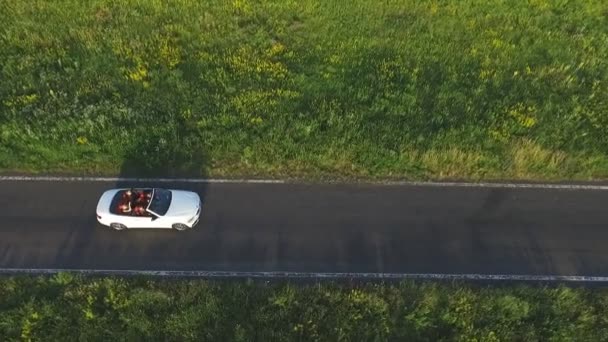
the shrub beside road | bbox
[1,275,607,340]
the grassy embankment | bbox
[1,274,607,341]
[1,0,607,180]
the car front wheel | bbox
[172,223,190,231]
[110,223,127,231]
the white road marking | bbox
[381,180,608,190]
[1,175,608,190]
[0,176,285,184]
[1,268,608,282]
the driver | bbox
[133,205,146,216]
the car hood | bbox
[165,190,201,217]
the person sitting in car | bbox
[130,190,144,205]
[133,205,146,216]
[121,189,132,202]
[118,201,131,213]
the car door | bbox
[126,213,170,228]
[125,215,154,228]
[148,213,172,228]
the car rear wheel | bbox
[172,223,190,231]
[110,223,127,231]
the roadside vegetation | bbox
[1,274,607,340]
[1,0,607,180]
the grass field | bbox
[1,0,607,180]
[1,275,608,340]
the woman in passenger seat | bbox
[119,202,131,213]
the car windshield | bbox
[147,188,172,216]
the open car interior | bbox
[116,188,153,217]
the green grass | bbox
[2,274,608,340]
[1,0,608,180]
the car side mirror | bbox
[151,215,158,221]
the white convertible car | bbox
[96,188,201,231]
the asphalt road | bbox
[1,179,608,276]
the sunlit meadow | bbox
[1,0,607,180]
